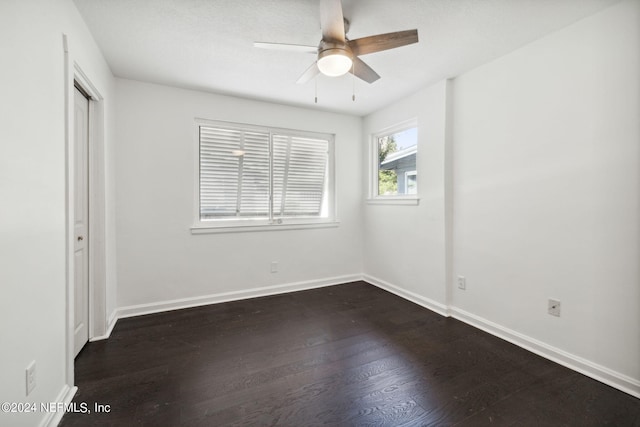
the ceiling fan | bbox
[254,0,419,84]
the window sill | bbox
[191,220,340,234]
[366,197,420,206]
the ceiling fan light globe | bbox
[317,49,353,77]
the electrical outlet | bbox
[548,299,561,317]
[270,261,278,273]
[457,276,466,290]
[26,360,36,396]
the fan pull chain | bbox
[315,77,318,104]
[352,62,356,101]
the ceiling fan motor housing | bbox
[317,41,353,76]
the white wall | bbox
[361,0,639,396]
[0,1,116,426]
[362,81,449,313]
[1,3,635,426]
[450,0,639,385]
[114,79,363,309]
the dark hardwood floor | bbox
[60,281,640,426]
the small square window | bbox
[371,123,418,201]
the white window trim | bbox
[367,119,420,205]
[191,118,338,233]
[191,220,340,234]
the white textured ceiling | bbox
[73,0,619,116]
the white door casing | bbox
[73,85,89,357]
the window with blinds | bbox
[198,121,334,227]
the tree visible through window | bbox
[378,135,398,194]
[376,126,417,196]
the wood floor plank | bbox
[60,282,640,426]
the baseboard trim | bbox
[450,306,640,399]
[115,274,362,320]
[363,276,639,398]
[90,310,118,342]
[91,274,640,400]
[40,384,77,427]
[363,274,449,317]
[106,310,117,336]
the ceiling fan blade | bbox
[349,29,419,56]
[351,57,380,84]
[254,42,317,54]
[297,62,320,84]
[319,0,345,42]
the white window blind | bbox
[273,134,328,218]
[200,126,270,219]
[198,122,332,225]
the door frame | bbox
[72,82,90,357]
[64,34,108,388]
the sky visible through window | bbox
[393,127,417,150]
